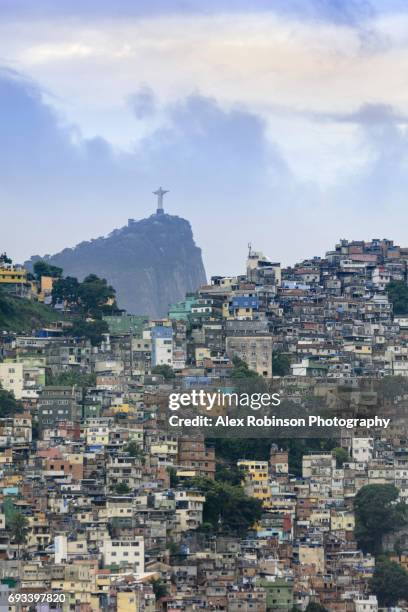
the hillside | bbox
[26,213,207,317]
[0,291,61,332]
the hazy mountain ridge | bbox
[26,214,207,317]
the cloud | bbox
[3,60,408,283]
[0,0,400,24]
[0,69,308,276]
[333,104,408,211]
[129,87,156,119]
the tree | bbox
[188,477,262,536]
[33,260,63,280]
[0,387,23,417]
[387,280,408,315]
[113,482,131,495]
[332,447,349,468]
[212,438,271,463]
[124,441,142,458]
[215,463,245,486]
[231,356,268,393]
[0,252,12,265]
[8,512,29,559]
[272,352,291,376]
[354,484,408,555]
[67,319,109,346]
[151,578,168,600]
[167,467,179,488]
[370,559,408,607]
[231,356,260,381]
[0,287,13,317]
[51,276,80,307]
[77,274,117,317]
[46,371,96,388]
[152,364,175,380]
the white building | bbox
[148,326,174,367]
[372,267,390,291]
[102,538,144,572]
[0,363,24,399]
[54,535,68,564]
[352,438,374,464]
[354,595,378,612]
[175,490,205,534]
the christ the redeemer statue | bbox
[153,187,169,215]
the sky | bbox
[2,0,408,277]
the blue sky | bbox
[2,0,408,276]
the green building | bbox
[168,294,198,321]
[103,314,148,336]
[82,400,102,419]
[258,577,293,611]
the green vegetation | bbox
[286,438,336,475]
[231,356,267,393]
[188,477,262,536]
[0,265,117,344]
[354,484,408,555]
[51,271,120,345]
[113,482,132,495]
[332,447,350,468]
[212,438,271,463]
[51,276,79,305]
[67,318,109,347]
[209,355,278,463]
[386,280,408,314]
[0,288,60,332]
[215,463,245,486]
[167,467,179,488]
[152,364,176,379]
[33,260,63,280]
[212,437,336,476]
[0,253,12,265]
[7,511,29,559]
[77,274,118,317]
[151,579,168,600]
[52,273,118,317]
[124,440,142,457]
[46,371,96,387]
[0,388,23,417]
[370,559,408,607]
[272,351,291,376]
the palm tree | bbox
[8,512,29,560]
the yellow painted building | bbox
[38,275,55,301]
[111,403,134,415]
[117,591,138,611]
[0,266,27,285]
[86,424,110,446]
[195,347,211,363]
[330,511,355,531]
[237,460,272,507]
